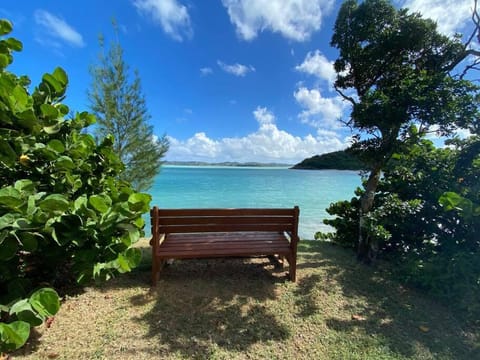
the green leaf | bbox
[127,193,151,212]
[0,321,30,351]
[0,19,13,36]
[40,104,59,119]
[9,299,43,327]
[55,155,75,170]
[0,139,17,166]
[0,53,10,68]
[38,194,70,213]
[89,194,112,213]
[29,288,60,319]
[52,67,68,86]
[42,73,62,93]
[47,139,65,154]
[14,179,35,195]
[4,37,23,51]
[0,236,18,260]
[0,213,18,230]
[125,247,142,268]
[19,232,39,252]
[0,186,23,208]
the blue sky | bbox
[1,0,476,163]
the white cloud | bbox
[217,60,255,76]
[166,106,348,163]
[295,50,336,85]
[133,0,192,41]
[399,0,472,35]
[221,0,335,41]
[200,67,213,76]
[294,87,347,128]
[34,10,85,47]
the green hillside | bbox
[292,150,365,170]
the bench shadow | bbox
[127,257,291,359]
[294,242,479,359]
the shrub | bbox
[0,19,150,351]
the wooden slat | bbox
[157,215,294,226]
[157,247,291,259]
[157,208,295,217]
[159,223,293,233]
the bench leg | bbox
[151,257,162,286]
[287,254,297,282]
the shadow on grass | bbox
[295,241,479,359]
[128,256,291,359]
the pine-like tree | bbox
[88,31,168,191]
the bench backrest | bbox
[150,207,299,235]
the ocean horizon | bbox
[146,165,361,239]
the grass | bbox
[12,240,479,360]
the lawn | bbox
[13,240,479,360]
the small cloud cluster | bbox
[200,67,213,76]
[294,50,348,130]
[167,106,349,163]
[295,50,336,85]
[133,0,192,41]
[221,0,335,41]
[34,9,85,48]
[217,60,255,77]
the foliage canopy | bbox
[0,19,150,352]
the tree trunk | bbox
[357,166,382,264]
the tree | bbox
[88,30,169,192]
[330,0,479,263]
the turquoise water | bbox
[148,165,361,239]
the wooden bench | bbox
[150,206,300,286]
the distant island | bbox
[291,150,365,170]
[164,161,292,167]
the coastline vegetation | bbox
[291,150,365,170]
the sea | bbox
[147,165,362,240]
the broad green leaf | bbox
[9,299,43,326]
[0,213,18,230]
[5,37,23,51]
[47,139,65,153]
[89,194,112,213]
[0,19,13,35]
[40,104,59,119]
[0,236,18,260]
[56,103,69,115]
[0,186,23,208]
[19,232,39,252]
[0,321,30,351]
[52,67,68,86]
[125,247,142,268]
[0,53,8,68]
[43,123,62,134]
[38,194,69,213]
[55,155,75,170]
[14,179,35,195]
[0,139,17,166]
[29,288,60,318]
[11,85,30,112]
[42,73,62,93]
[127,193,151,212]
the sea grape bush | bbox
[0,19,150,351]
[318,135,480,321]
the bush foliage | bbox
[318,134,480,321]
[0,19,150,351]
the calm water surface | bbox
[148,165,361,239]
